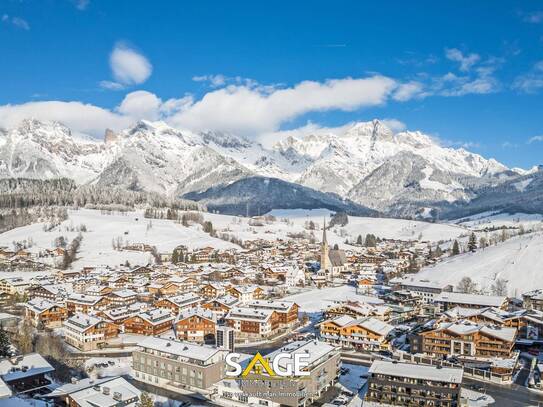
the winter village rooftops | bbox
[177,307,216,322]
[137,308,174,325]
[434,292,507,308]
[369,360,463,384]
[322,315,394,337]
[109,289,137,298]
[138,337,225,364]
[209,294,239,307]
[44,376,140,406]
[25,298,58,313]
[67,293,102,305]
[226,306,275,321]
[168,292,201,306]
[0,353,54,382]
[64,313,103,332]
[435,321,517,342]
[390,277,453,290]
[267,340,338,371]
[245,299,296,311]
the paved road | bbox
[463,377,543,407]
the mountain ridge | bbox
[0,118,539,218]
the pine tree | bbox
[137,392,154,407]
[364,234,377,247]
[0,327,11,357]
[452,240,460,256]
[467,233,477,252]
[356,235,363,245]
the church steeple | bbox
[320,217,330,273]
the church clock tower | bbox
[320,218,330,273]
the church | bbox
[318,219,347,281]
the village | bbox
[0,210,541,407]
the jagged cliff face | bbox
[0,118,538,218]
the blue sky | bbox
[0,1,542,168]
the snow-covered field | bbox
[284,285,383,313]
[416,232,543,296]
[0,209,237,268]
[453,211,543,230]
[268,209,468,242]
[214,208,468,244]
[0,208,471,269]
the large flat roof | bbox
[369,360,463,383]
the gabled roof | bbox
[176,307,216,323]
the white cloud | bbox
[2,14,30,30]
[117,91,193,121]
[445,48,480,72]
[528,135,543,144]
[117,91,162,121]
[381,118,407,132]
[171,76,398,135]
[101,43,152,89]
[0,101,131,137]
[393,81,425,101]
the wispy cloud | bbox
[528,135,543,144]
[193,74,227,87]
[1,14,30,30]
[392,81,425,101]
[512,61,543,93]
[445,48,480,72]
[74,0,90,10]
[521,11,543,24]
[427,49,502,96]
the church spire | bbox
[322,217,328,244]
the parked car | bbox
[470,384,485,392]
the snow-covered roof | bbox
[138,337,224,363]
[226,307,274,322]
[436,321,517,342]
[25,298,58,313]
[67,293,102,305]
[137,308,174,325]
[267,340,337,371]
[109,289,137,298]
[64,313,103,332]
[245,299,296,311]
[169,292,201,306]
[46,376,140,406]
[0,353,54,382]
[369,360,463,383]
[435,292,507,307]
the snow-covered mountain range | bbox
[0,118,540,218]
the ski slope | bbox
[415,232,543,296]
